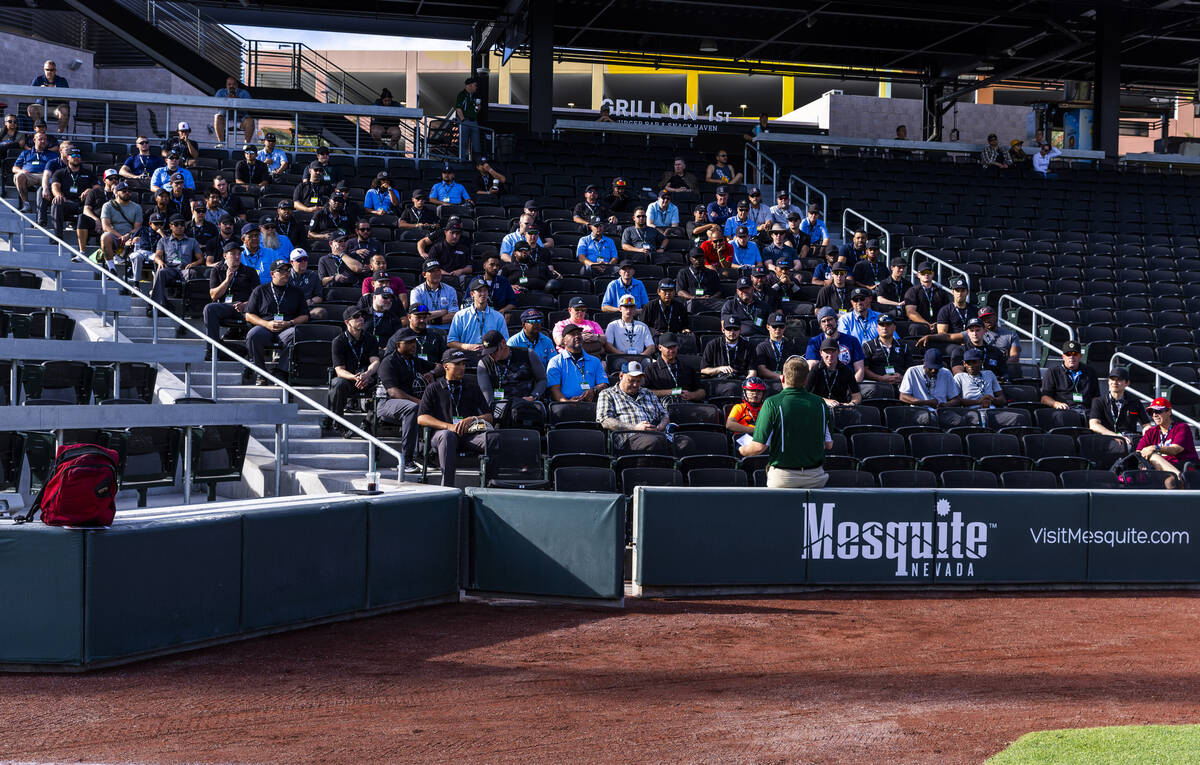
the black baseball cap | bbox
[950,277,968,290]
[715,186,728,195]
[876,314,894,325]
[965,317,984,329]
[270,259,291,273]
[407,304,429,315]
[1062,341,1083,355]
[850,287,871,300]
[866,238,880,249]
[222,240,242,252]
[1108,366,1130,381]
[658,332,680,347]
[524,199,539,210]
[422,259,441,272]
[736,200,749,210]
[820,337,840,352]
[568,296,588,309]
[831,262,848,273]
[722,315,741,330]
[736,276,752,289]
[806,203,820,214]
[658,278,676,290]
[767,312,787,327]
[441,348,469,364]
[467,278,489,292]
[480,330,506,353]
[735,225,749,236]
[393,327,418,343]
[276,199,293,209]
[343,306,368,322]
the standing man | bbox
[739,357,832,489]
[417,348,493,486]
[325,306,381,436]
[243,259,310,384]
[376,327,436,471]
[455,76,482,161]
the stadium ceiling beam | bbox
[883,0,1040,69]
[564,0,617,47]
[938,39,1091,104]
[630,0,1035,28]
[739,2,831,60]
[474,0,528,54]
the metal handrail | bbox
[909,248,972,295]
[1109,352,1200,432]
[0,198,406,494]
[420,114,495,161]
[787,174,827,222]
[841,207,891,264]
[744,142,778,200]
[996,294,1075,362]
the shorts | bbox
[766,465,828,489]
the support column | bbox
[685,71,699,110]
[590,64,604,110]
[528,0,554,133]
[782,76,794,115]
[1093,3,1121,159]
[499,63,512,105]
[922,79,945,142]
[405,51,419,109]
[471,28,490,125]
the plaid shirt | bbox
[595,385,667,429]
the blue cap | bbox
[817,306,838,320]
[963,348,984,363]
[924,348,943,368]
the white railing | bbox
[744,142,777,200]
[787,174,828,222]
[909,247,972,295]
[755,131,1107,163]
[1109,352,1200,432]
[997,294,1076,363]
[0,198,407,495]
[841,207,891,264]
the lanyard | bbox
[855,315,869,336]
[621,321,637,348]
[955,306,969,327]
[344,331,364,368]
[772,341,784,370]
[725,343,738,369]
[1067,369,1081,390]
[1159,427,1173,447]
[824,367,838,395]
[1110,396,1123,425]
[449,382,462,418]
[835,287,846,306]
[664,362,679,386]
[271,286,286,316]
[660,302,674,329]
[924,287,936,308]
[496,360,510,386]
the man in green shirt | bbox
[455,76,481,161]
[739,356,832,488]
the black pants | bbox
[50,199,80,239]
[328,377,364,418]
[430,429,487,487]
[375,397,420,459]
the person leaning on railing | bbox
[213,75,254,148]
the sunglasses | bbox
[137,141,149,145]
[634,214,646,219]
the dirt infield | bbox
[3,592,1200,764]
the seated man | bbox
[257,134,289,181]
[953,348,1006,426]
[766,256,805,308]
[398,189,439,233]
[572,183,618,231]
[596,360,691,456]
[546,323,608,402]
[873,258,909,309]
[641,278,690,336]
[675,247,723,313]
[805,307,865,382]
[287,248,326,320]
[903,262,947,326]
[507,309,556,365]
[426,220,472,290]
[1087,366,1147,449]
[477,253,516,312]
[325,306,381,437]
[149,214,204,309]
[408,259,459,326]
[699,228,734,270]
[243,259,310,385]
[799,203,832,259]
[376,327,436,471]
[768,192,802,229]
[706,187,734,227]
[646,191,680,235]
[755,312,803,384]
[235,144,270,189]
[163,121,199,168]
[601,260,649,312]
[815,263,852,312]
[762,224,797,268]
[577,217,619,276]
[476,330,547,426]
[726,376,768,436]
[722,202,758,240]
[658,157,698,194]
[722,276,771,336]
[502,241,556,291]
[553,296,606,356]
[701,316,756,398]
[48,146,92,240]
[447,278,507,353]
[860,315,909,399]
[644,333,705,404]
[850,239,888,288]
[386,304,447,363]
[256,215,294,268]
[729,225,762,267]
[919,277,975,348]
[899,349,961,409]
[1039,340,1098,414]
[308,191,357,243]
[417,349,493,487]
[604,295,656,356]
[292,164,331,212]
[839,230,868,263]
[621,207,666,257]
[806,337,862,407]
[150,152,195,193]
[836,288,882,345]
[949,318,1008,379]
[705,150,743,185]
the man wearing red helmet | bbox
[726,376,767,436]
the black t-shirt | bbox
[851,259,888,287]
[385,326,446,362]
[1089,392,1148,433]
[875,276,907,304]
[573,200,611,224]
[379,351,435,396]
[305,160,341,185]
[816,283,852,312]
[346,236,382,262]
[701,337,755,376]
[309,205,355,234]
[185,219,219,249]
[235,160,270,186]
[421,228,474,252]
[644,356,701,393]
[330,330,380,374]
[206,235,239,264]
[81,186,112,214]
[209,262,260,302]
[949,341,1008,379]
[935,303,976,333]
[362,311,404,346]
[1040,364,1100,407]
[604,192,634,213]
[51,168,94,203]
[502,259,552,288]
[418,376,488,423]
[903,284,947,322]
[805,363,859,403]
[162,135,197,160]
[674,265,721,299]
[278,215,307,247]
[400,203,438,226]
[428,239,471,272]
[293,180,332,206]
[861,337,911,377]
[641,298,690,334]
[754,337,804,375]
[245,283,309,321]
[317,252,365,284]
[216,191,245,219]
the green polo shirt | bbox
[751,386,829,470]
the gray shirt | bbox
[155,235,201,267]
[954,370,1002,406]
[100,199,143,235]
[900,365,959,403]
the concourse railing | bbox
[841,207,891,264]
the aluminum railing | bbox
[841,207,891,264]
[909,248,972,295]
[1109,352,1200,432]
[997,294,1076,364]
[0,197,407,495]
[787,174,827,221]
[0,84,425,160]
[743,142,777,200]
[754,131,1107,164]
[421,112,495,162]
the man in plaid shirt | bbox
[596,360,694,456]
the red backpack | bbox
[16,444,120,527]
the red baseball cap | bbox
[1148,397,1172,412]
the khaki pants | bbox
[766,465,828,488]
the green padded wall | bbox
[367,490,461,607]
[0,524,84,664]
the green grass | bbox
[988,725,1200,764]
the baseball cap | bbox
[1062,341,1083,355]
[618,294,637,307]
[411,188,427,200]
[659,190,671,199]
[218,214,235,225]
[1108,366,1130,381]
[524,199,539,210]
[978,306,997,317]
[191,201,205,210]
[767,312,787,327]
[289,248,308,261]
[831,262,848,273]
[166,152,180,160]
[468,278,489,292]
[735,225,749,236]
[277,199,293,209]
[445,221,464,233]
[589,216,604,227]
[876,314,894,325]
[924,348,944,368]
[817,306,838,321]
[240,223,259,236]
[775,256,794,270]
[585,183,598,192]
[917,262,934,273]
[658,332,680,347]
[965,317,984,329]
[963,348,984,363]
[568,296,588,309]
[168,214,185,224]
[736,276,752,289]
[613,177,627,187]
[270,259,290,273]
[422,259,441,272]
[407,304,429,315]
[343,306,368,322]
[751,267,768,277]
[242,144,256,153]
[316,146,330,155]
[722,315,741,330]
[806,203,820,214]
[259,215,276,227]
[866,238,880,249]
[177,121,190,131]
[520,309,544,323]
[715,185,728,195]
[850,287,871,300]
[622,360,646,377]
[480,330,506,353]
[375,171,390,180]
[748,187,761,196]
[393,327,418,343]
[658,278,676,290]
[1148,396,1172,412]
[148,212,165,224]
[736,200,749,210]
[441,162,454,173]
[777,190,789,199]
[263,133,276,142]
[819,337,840,352]
[560,322,584,335]
[372,286,395,297]
[67,148,81,158]
[512,241,531,253]
[221,239,241,252]
[114,181,131,191]
[787,212,802,221]
[950,277,968,290]
[441,348,469,364]
[103,168,118,179]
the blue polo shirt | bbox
[576,234,618,264]
[500,231,544,256]
[507,329,556,364]
[602,278,649,309]
[447,305,507,345]
[430,181,471,204]
[257,148,288,173]
[837,310,882,344]
[546,350,606,398]
[731,241,762,267]
[801,218,829,242]
[479,274,516,308]
[723,217,758,238]
[706,201,734,224]
[122,153,164,177]
[14,148,55,172]
[804,333,864,367]
[150,166,196,190]
[215,87,251,99]
[239,247,272,284]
